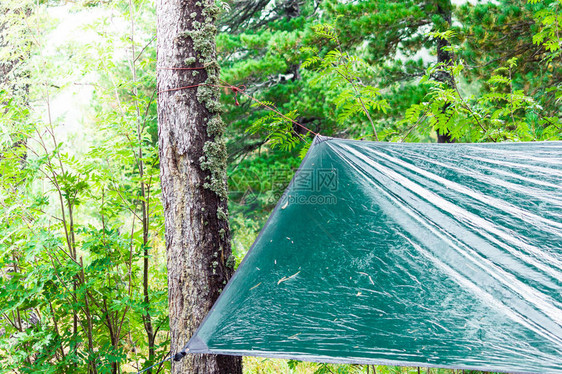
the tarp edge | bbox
[185,349,543,374]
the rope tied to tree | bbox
[156,66,319,136]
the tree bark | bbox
[435,0,455,143]
[156,0,242,373]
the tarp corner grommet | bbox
[313,134,332,145]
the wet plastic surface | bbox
[186,136,562,373]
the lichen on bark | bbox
[186,0,228,201]
[216,205,228,221]
[199,138,228,199]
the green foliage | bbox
[455,0,562,121]
[0,1,168,373]
[301,23,389,140]
[397,37,559,142]
[246,101,303,151]
[531,0,562,56]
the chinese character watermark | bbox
[229,167,339,206]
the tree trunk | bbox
[156,0,242,373]
[435,0,455,143]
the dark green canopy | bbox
[185,136,562,373]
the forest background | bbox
[1,0,561,372]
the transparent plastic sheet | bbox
[186,136,562,373]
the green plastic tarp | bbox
[184,136,562,373]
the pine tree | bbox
[457,0,560,116]
[156,0,243,372]
[325,0,457,140]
